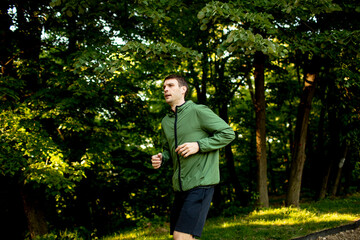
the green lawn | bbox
[104,193,360,240]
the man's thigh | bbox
[170,186,214,238]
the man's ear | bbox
[181,86,187,95]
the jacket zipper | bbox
[175,106,183,191]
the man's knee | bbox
[173,230,195,240]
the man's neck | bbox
[170,99,186,112]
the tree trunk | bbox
[268,140,276,194]
[318,77,340,199]
[211,184,223,216]
[219,102,249,206]
[314,104,326,198]
[0,1,15,77]
[191,52,208,104]
[331,143,348,196]
[254,51,269,207]
[342,148,359,194]
[199,52,208,104]
[318,154,333,199]
[20,185,48,239]
[0,176,27,239]
[10,2,49,237]
[286,68,317,207]
[285,105,294,189]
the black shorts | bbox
[170,186,215,238]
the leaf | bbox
[66,9,73,18]
[50,0,61,8]
[109,67,117,73]
[202,18,210,24]
[226,36,234,43]
[248,33,255,42]
[216,48,224,57]
[197,11,205,19]
[122,44,129,51]
[78,6,84,14]
[227,44,236,52]
[267,42,276,55]
[200,24,207,31]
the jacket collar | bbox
[168,100,193,117]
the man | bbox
[151,75,235,240]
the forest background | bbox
[1,0,360,239]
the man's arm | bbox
[176,105,235,158]
[151,127,171,169]
[196,105,235,152]
[160,127,171,163]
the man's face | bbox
[163,79,186,105]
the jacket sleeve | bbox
[196,105,235,152]
[161,126,171,164]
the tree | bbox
[282,0,360,206]
[197,0,288,207]
[1,0,157,237]
[286,55,319,206]
[253,51,269,207]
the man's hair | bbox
[164,74,189,97]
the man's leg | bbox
[170,187,214,239]
[173,230,195,240]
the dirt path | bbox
[293,220,360,240]
[316,226,360,240]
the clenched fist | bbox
[151,153,162,169]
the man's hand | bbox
[175,142,199,158]
[151,153,162,169]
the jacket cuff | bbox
[162,150,171,165]
[196,141,201,153]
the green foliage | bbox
[33,226,95,240]
[120,40,201,62]
[0,104,85,195]
[354,162,360,181]
[196,1,289,58]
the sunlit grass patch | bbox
[202,194,360,239]
[102,223,171,240]
[248,206,357,226]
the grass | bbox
[102,193,360,240]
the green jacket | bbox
[161,100,235,192]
